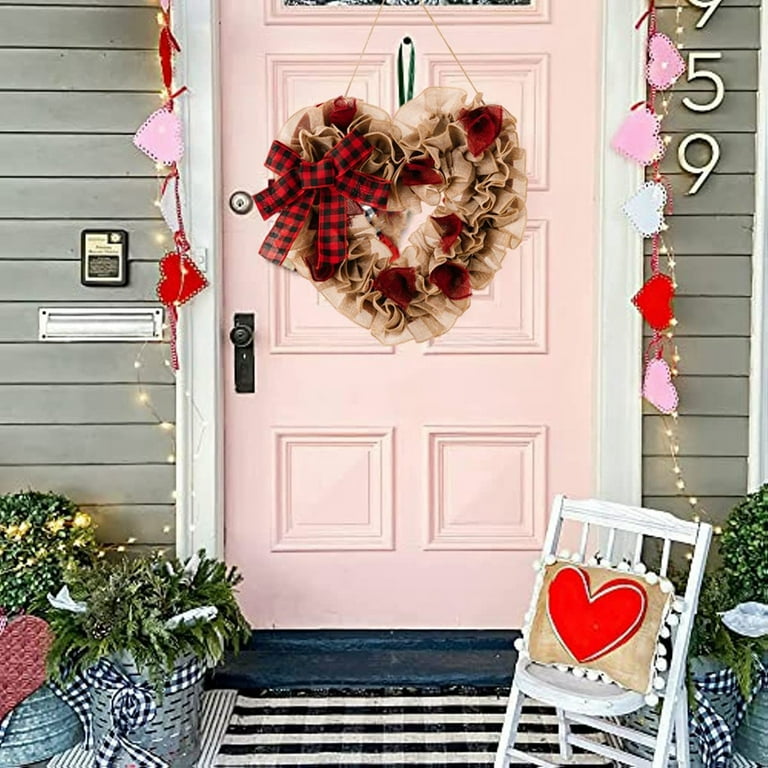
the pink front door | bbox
[221,0,601,629]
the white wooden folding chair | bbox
[494,495,712,768]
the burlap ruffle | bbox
[273,87,527,345]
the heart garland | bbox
[547,565,648,663]
[643,356,679,415]
[132,0,205,370]
[633,273,675,331]
[611,106,665,167]
[0,615,53,722]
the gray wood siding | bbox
[0,1,174,550]
[642,2,757,529]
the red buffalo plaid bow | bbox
[254,133,390,279]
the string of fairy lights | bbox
[645,0,723,541]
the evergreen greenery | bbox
[0,490,98,619]
[47,551,251,689]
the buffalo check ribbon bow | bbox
[254,133,391,278]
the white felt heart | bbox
[623,181,667,237]
[160,172,183,233]
[133,107,184,166]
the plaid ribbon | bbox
[254,133,390,274]
[690,660,768,768]
[0,658,205,766]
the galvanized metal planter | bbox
[0,684,84,768]
[620,657,739,767]
[735,654,768,764]
[90,653,204,768]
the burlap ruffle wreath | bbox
[256,87,527,345]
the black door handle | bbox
[229,313,255,393]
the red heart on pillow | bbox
[0,616,53,722]
[547,566,647,663]
[632,273,675,331]
[156,251,209,307]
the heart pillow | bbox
[251,88,527,345]
[527,561,674,694]
[0,615,53,722]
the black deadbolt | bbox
[229,313,255,393]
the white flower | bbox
[721,602,768,638]
[47,585,87,614]
[165,605,218,629]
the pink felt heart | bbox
[643,358,679,414]
[133,107,184,166]
[647,33,686,90]
[0,616,52,722]
[161,0,171,10]
[611,108,665,166]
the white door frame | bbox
[173,0,645,559]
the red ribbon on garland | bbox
[254,134,391,280]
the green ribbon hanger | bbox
[397,36,415,107]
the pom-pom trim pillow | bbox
[526,561,673,694]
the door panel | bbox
[221,0,601,628]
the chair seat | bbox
[515,661,646,717]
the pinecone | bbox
[88,616,111,640]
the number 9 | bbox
[677,133,721,195]
[688,0,723,28]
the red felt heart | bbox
[632,273,675,331]
[156,251,209,307]
[547,566,647,663]
[0,616,53,721]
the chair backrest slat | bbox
[605,528,616,563]
[559,497,698,545]
[660,538,672,577]
[633,533,644,566]
[579,522,590,559]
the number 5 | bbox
[683,53,725,112]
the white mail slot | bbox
[39,307,164,342]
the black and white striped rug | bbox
[215,688,612,767]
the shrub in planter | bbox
[720,485,768,763]
[48,552,251,768]
[0,490,99,767]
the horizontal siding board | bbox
[0,384,174,424]
[0,6,157,49]
[0,179,160,218]
[657,8,760,49]
[0,93,159,133]
[0,262,161,301]
[0,342,172,383]
[84,504,175,544]
[663,91,756,132]
[0,424,175,464]
[645,255,751,297]
[643,496,741,522]
[654,338,749,375]
[643,415,748,456]
[673,297,751,337]
[644,216,753,255]
[0,465,175,505]
[0,220,168,260]
[665,174,755,215]
[0,135,153,177]
[0,50,157,90]
[643,376,749,416]
[671,50,758,91]
[660,133,755,175]
[643,456,747,496]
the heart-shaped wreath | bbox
[253,87,527,344]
